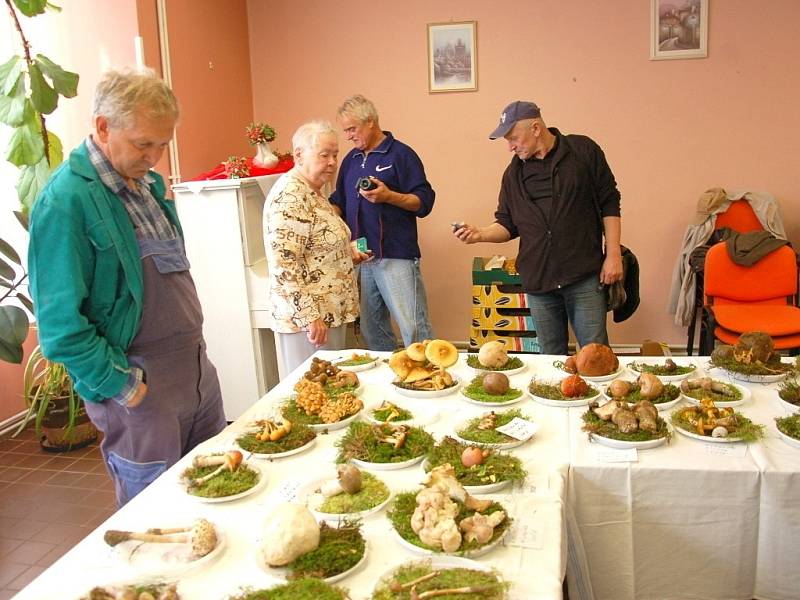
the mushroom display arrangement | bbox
[778,377,800,408]
[104,518,220,562]
[582,399,671,442]
[679,377,743,404]
[461,373,523,404]
[528,376,600,401]
[286,378,363,425]
[370,400,414,424]
[709,331,795,377]
[455,409,533,445]
[390,340,459,391]
[671,398,765,442]
[371,560,508,600]
[465,340,524,372]
[336,352,378,367]
[606,376,681,406]
[557,343,620,377]
[312,464,391,515]
[628,359,697,377]
[388,464,509,555]
[335,421,435,465]
[426,437,526,488]
[180,451,260,498]
[225,578,350,600]
[80,582,180,600]
[775,414,800,443]
[236,417,316,455]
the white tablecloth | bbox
[14,351,569,600]
[566,356,800,600]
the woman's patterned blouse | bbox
[263,169,359,333]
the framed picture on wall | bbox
[427,21,477,93]
[650,0,708,60]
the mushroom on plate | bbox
[104,518,218,559]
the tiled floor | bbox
[0,426,116,599]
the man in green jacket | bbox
[28,68,226,506]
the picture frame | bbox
[650,0,708,60]
[427,21,478,93]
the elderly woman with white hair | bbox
[264,120,365,375]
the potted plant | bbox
[14,345,97,452]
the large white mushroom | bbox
[477,341,508,369]
[257,503,320,567]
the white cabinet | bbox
[172,175,281,419]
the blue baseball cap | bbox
[489,101,541,139]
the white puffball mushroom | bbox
[258,503,320,567]
[478,341,508,369]
[711,426,729,438]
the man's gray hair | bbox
[93,67,179,128]
[337,94,379,124]
[292,120,337,153]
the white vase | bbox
[253,141,279,168]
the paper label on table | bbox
[504,520,542,549]
[593,447,638,462]
[702,442,748,457]
[496,418,539,440]
[273,480,302,502]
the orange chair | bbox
[713,199,763,233]
[700,242,800,354]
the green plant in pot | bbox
[14,345,97,452]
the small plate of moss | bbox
[466,353,527,375]
[582,407,671,449]
[454,409,536,450]
[460,375,525,406]
[670,406,764,443]
[775,414,800,449]
[364,400,415,425]
[281,396,363,431]
[371,556,509,599]
[680,380,749,408]
[81,582,180,600]
[528,378,601,407]
[776,377,800,412]
[259,522,367,584]
[180,458,266,503]
[334,352,380,372]
[235,422,317,459]
[387,492,511,557]
[628,360,697,382]
[336,421,435,470]
[424,437,526,493]
[301,470,392,522]
[710,350,795,383]
[226,578,349,600]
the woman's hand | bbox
[307,318,329,347]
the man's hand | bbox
[127,381,148,408]
[453,223,482,244]
[358,178,391,204]
[307,318,329,347]
[600,252,624,285]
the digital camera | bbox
[356,176,378,191]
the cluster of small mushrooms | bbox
[390,339,459,390]
[294,358,363,423]
[676,397,741,438]
[590,398,659,434]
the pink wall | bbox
[246,0,800,348]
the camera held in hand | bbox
[356,176,378,191]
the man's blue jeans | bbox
[359,258,434,351]
[527,273,609,355]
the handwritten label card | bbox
[504,519,542,549]
[496,418,539,441]
[702,442,748,457]
[593,447,638,463]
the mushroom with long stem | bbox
[389,570,440,592]
[104,518,218,559]
[189,450,243,486]
[410,585,496,599]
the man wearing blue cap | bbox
[453,101,623,354]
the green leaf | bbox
[0,257,14,282]
[0,77,28,126]
[6,118,44,166]
[0,56,24,95]
[12,0,48,17]
[17,294,34,314]
[29,63,58,115]
[14,211,29,231]
[0,305,30,364]
[35,55,78,98]
[45,2,61,12]
[0,238,22,266]
[16,158,51,212]
[46,130,63,167]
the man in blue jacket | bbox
[331,94,436,350]
[27,69,226,506]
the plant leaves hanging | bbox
[35,54,78,98]
[5,115,44,166]
[0,56,24,95]
[28,63,58,115]
[0,238,22,266]
[0,77,28,126]
[0,257,15,281]
[0,305,30,364]
[16,157,51,212]
[12,0,48,17]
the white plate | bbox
[334,357,380,372]
[391,519,509,558]
[776,395,800,413]
[717,361,794,383]
[180,460,267,503]
[600,384,684,411]
[363,400,416,426]
[392,375,461,398]
[775,426,800,449]
[257,539,368,584]
[626,362,699,383]
[299,476,393,523]
[527,384,601,408]
[468,362,527,376]
[421,459,514,494]
[350,453,426,471]
[453,418,534,450]
[459,388,525,407]
[237,435,316,460]
[681,382,751,408]
[589,432,669,449]
[307,409,362,432]
[109,522,226,577]
[373,555,499,596]
[673,423,747,443]
[556,366,626,383]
